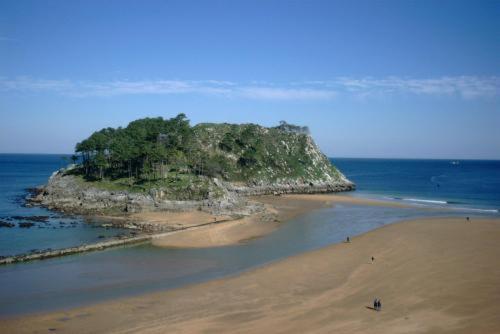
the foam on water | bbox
[381,196,499,213]
[399,197,448,205]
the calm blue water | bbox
[332,158,500,212]
[0,154,133,257]
[0,155,498,316]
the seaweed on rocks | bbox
[11,215,50,222]
[19,222,35,228]
[0,221,15,228]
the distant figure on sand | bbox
[377,299,382,311]
[346,236,350,243]
[466,216,470,222]
[371,256,375,263]
[373,298,378,310]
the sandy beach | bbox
[2,215,499,334]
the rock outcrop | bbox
[29,168,264,215]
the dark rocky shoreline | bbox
[0,235,152,265]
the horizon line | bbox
[0,152,498,161]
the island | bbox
[32,114,354,215]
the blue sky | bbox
[0,0,499,158]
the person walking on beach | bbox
[373,298,378,310]
[371,256,375,263]
[377,299,382,311]
[346,236,350,243]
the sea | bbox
[0,154,498,316]
[332,158,500,213]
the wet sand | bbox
[129,210,232,229]
[257,193,412,209]
[150,214,281,248]
[2,216,499,333]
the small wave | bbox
[382,196,498,213]
[401,198,448,205]
[384,196,449,205]
[451,207,499,213]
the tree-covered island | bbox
[32,114,354,214]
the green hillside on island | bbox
[68,113,348,200]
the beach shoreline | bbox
[2,215,499,333]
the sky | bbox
[0,0,499,159]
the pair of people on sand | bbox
[373,298,382,311]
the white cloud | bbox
[313,76,499,99]
[236,87,336,100]
[0,77,336,100]
[0,76,73,92]
[0,76,498,100]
